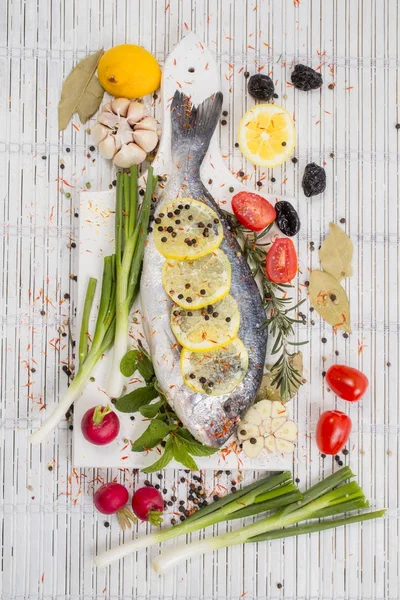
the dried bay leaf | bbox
[257,352,304,403]
[319,222,353,281]
[58,49,105,130]
[309,270,351,333]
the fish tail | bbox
[170,91,223,169]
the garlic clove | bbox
[259,417,272,437]
[256,400,272,420]
[111,97,132,117]
[98,111,120,129]
[270,417,287,434]
[237,422,260,441]
[274,420,298,442]
[101,102,113,113]
[271,401,288,419]
[133,130,158,153]
[116,121,135,146]
[98,135,117,159]
[243,407,262,426]
[127,101,146,125]
[264,435,276,454]
[242,436,264,458]
[91,122,110,145]
[275,439,295,455]
[135,116,158,132]
[113,143,147,168]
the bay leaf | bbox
[309,270,351,333]
[319,222,353,281]
[58,49,105,131]
[257,351,304,403]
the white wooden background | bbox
[1,0,399,599]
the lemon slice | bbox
[154,198,223,260]
[170,294,240,352]
[238,104,296,168]
[181,338,248,395]
[161,249,231,310]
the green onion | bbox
[107,167,157,398]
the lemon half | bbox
[238,104,296,168]
[170,294,240,352]
[181,338,249,396]
[161,249,231,310]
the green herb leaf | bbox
[120,350,140,377]
[176,429,219,457]
[142,438,175,473]
[257,352,304,403]
[139,399,164,418]
[319,222,353,281]
[131,420,173,452]
[137,353,155,383]
[309,270,351,333]
[58,49,105,130]
[172,438,199,470]
[115,385,158,413]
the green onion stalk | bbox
[29,167,155,445]
[95,472,300,567]
[107,167,157,399]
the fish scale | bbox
[140,91,268,447]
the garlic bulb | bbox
[238,400,298,458]
[93,100,159,167]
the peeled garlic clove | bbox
[256,400,272,420]
[98,111,120,129]
[259,417,272,437]
[127,101,146,125]
[270,417,287,434]
[271,401,288,419]
[264,435,276,454]
[111,97,131,117]
[113,143,147,168]
[91,122,110,145]
[242,436,264,458]
[243,407,262,426]
[135,116,158,132]
[98,135,117,159]
[133,130,158,153]
[274,420,298,442]
[237,422,260,441]
[275,439,295,455]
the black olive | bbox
[291,64,323,91]
[302,163,326,197]
[275,201,301,236]
[248,74,275,101]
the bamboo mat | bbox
[0,1,399,599]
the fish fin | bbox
[170,91,223,167]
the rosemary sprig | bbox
[223,210,307,401]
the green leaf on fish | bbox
[131,419,174,452]
[141,437,175,473]
[139,399,164,418]
[115,385,158,413]
[137,354,155,383]
[176,429,219,457]
[120,350,140,377]
[172,438,199,471]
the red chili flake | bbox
[345,86,354,90]
[121,456,129,461]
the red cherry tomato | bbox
[266,238,298,283]
[231,191,276,231]
[326,365,369,402]
[316,410,352,455]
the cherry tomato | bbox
[316,410,352,455]
[326,365,368,402]
[231,191,276,231]
[266,238,298,283]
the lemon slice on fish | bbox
[161,249,231,310]
[238,104,296,168]
[153,198,223,260]
[170,294,240,352]
[180,338,248,395]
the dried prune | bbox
[291,64,323,91]
[275,201,301,236]
[302,163,326,197]
[248,74,275,101]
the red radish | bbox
[132,486,164,526]
[81,405,120,445]
[94,482,136,530]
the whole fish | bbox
[140,91,268,447]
